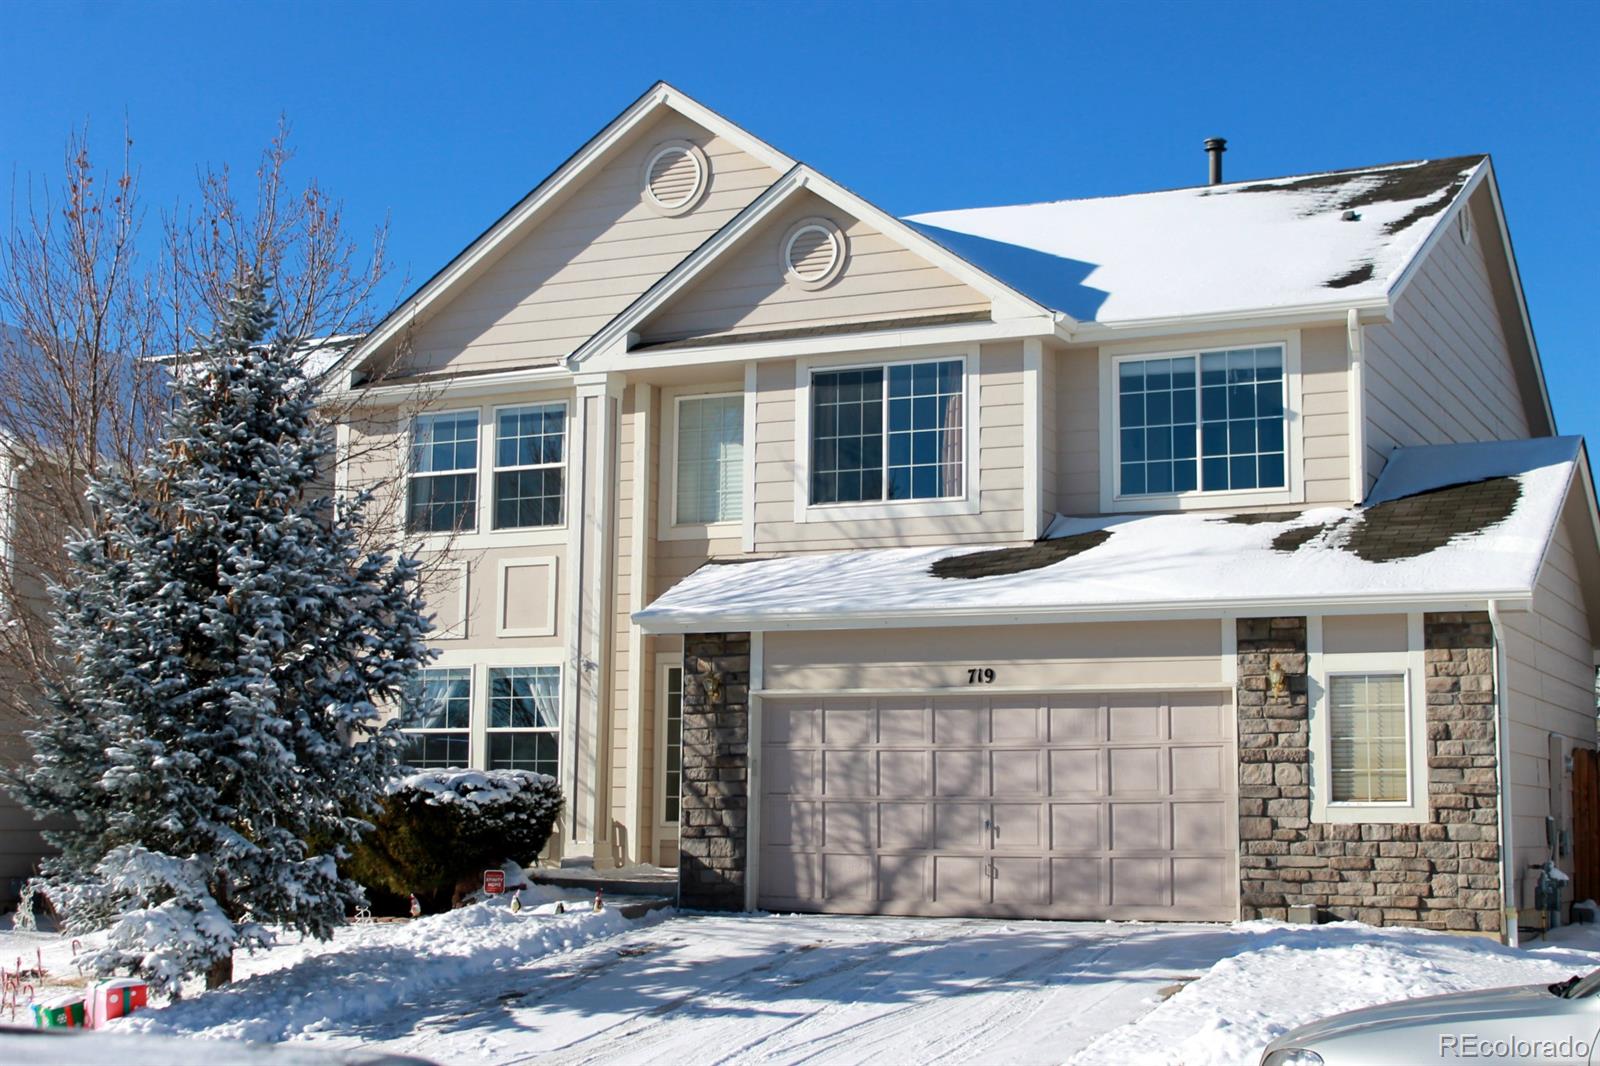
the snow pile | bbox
[124,902,652,1044]
[638,438,1579,630]
[396,767,557,809]
[906,156,1484,323]
[1073,922,1600,1066]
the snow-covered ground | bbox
[5,910,1600,1065]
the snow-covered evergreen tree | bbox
[9,273,432,993]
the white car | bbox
[1260,971,1600,1065]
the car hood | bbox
[1278,983,1567,1044]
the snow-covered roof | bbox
[635,436,1583,633]
[904,156,1486,324]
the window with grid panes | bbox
[810,358,963,504]
[494,403,566,530]
[661,666,682,822]
[401,668,471,769]
[407,412,479,533]
[486,665,561,777]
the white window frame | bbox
[792,345,982,524]
[1308,613,1429,823]
[406,406,482,537]
[1098,331,1305,512]
[400,666,474,770]
[656,656,685,826]
[484,662,564,778]
[495,556,558,638]
[659,385,745,540]
[490,400,569,533]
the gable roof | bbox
[337,82,794,385]
[904,155,1489,327]
[635,437,1591,633]
[565,165,1056,368]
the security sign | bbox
[483,869,505,895]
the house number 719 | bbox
[967,667,996,685]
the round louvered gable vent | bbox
[781,218,847,290]
[641,140,708,216]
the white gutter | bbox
[1488,598,1519,947]
[635,590,1533,635]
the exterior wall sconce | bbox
[703,665,724,704]
[1267,659,1288,699]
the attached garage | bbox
[756,690,1238,921]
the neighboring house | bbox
[314,82,1596,945]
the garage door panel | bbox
[933,701,986,744]
[759,690,1236,922]
[1048,697,1104,741]
[823,748,874,796]
[824,703,875,746]
[1171,745,1226,793]
[824,802,874,850]
[992,803,1043,850]
[1172,800,1230,848]
[1107,746,1163,795]
[933,802,988,849]
[879,750,930,797]
[1109,857,1167,906]
[823,852,874,901]
[1049,747,1102,795]
[991,700,1044,742]
[933,748,987,795]
[933,855,985,904]
[992,749,1043,795]
[1050,803,1103,851]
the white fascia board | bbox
[1479,162,1559,436]
[1068,297,1389,345]
[330,364,573,407]
[608,315,1055,373]
[339,82,794,388]
[633,591,1533,634]
[1385,162,1489,310]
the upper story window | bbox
[494,403,566,530]
[810,358,964,505]
[1115,345,1285,498]
[408,411,479,534]
[675,394,743,525]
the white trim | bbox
[428,560,469,640]
[742,362,758,553]
[654,656,685,827]
[340,82,792,384]
[623,383,653,863]
[494,556,559,638]
[745,630,764,913]
[658,386,746,540]
[1022,338,1042,539]
[405,405,483,541]
[753,682,1235,698]
[1098,332,1306,513]
[1067,298,1388,344]
[489,398,571,535]
[780,217,847,290]
[640,139,709,217]
[567,164,1052,371]
[1308,612,1429,823]
[635,593,1530,634]
[1346,308,1367,504]
[791,345,981,524]
[1221,618,1238,688]
[1487,599,1519,945]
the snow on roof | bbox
[903,156,1485,323]
[635,436,1579,632]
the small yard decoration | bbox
[89,978,148,1027]
[32,993,86,1028]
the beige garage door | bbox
[757,691,1237,921]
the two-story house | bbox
[326,83,1600,945]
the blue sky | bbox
[3,1,1596,443]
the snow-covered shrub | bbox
[344,769,563,912]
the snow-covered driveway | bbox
[111,908,1600,1066]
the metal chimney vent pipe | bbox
[1204,137,1227,185]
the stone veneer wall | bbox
[1237,613,1501,933]
[677,632,751,911]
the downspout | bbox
[1346,308,1367,504]
[1488,599,1519,946]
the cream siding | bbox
[1362,188,1531,490]
[1038,341,1060,520]
[1501,506,1598,886]
[386,113,781,377]
[638,191,990,345]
